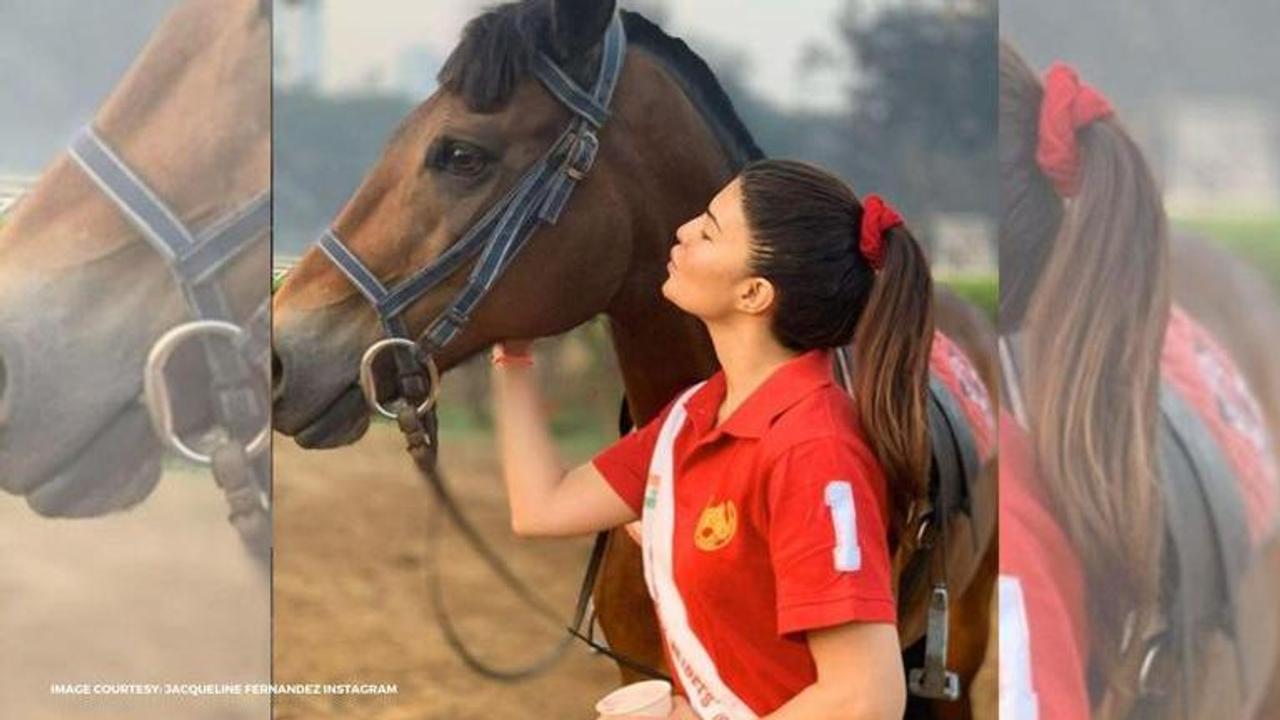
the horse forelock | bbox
[434,1,763,176]
[437,0,601,114]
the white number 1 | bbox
[824,481,861,572]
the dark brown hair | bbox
[1000,41,1170,693]
[740,159,934,545]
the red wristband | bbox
[491,344,534,368]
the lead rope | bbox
[391,354,669,681]
[566,528,674,682]
[563,399,673,682]
[382,350,575,681]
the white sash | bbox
[642,382,758,720]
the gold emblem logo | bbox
[694,499,737,551]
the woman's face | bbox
[663,178,769,322]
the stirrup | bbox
[908,584,961,701]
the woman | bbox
[491,158,932,719]
[997,42,1280,719]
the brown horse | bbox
[272,1,996,716]
[0,0,269,518]
[998,39,1280,719]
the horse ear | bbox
[549,0,617,62]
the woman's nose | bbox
[675,218,696,245]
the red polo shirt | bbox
[592,349,896,715]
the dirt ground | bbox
[272,422,622,720]
[0,466,270,719]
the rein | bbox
[68,126,271,559]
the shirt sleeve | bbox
[766,438,897,636]
[999,413,1091,720]
[591,400,675,515]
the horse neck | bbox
[606,291,719,424]
[602,52,733,423]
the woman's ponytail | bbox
[1001,47,1170,685]
[852,223,935,547]
[741,159,936,548]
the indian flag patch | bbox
[643,474,661,509]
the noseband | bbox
[317,12,626,418]
[68,126,271,555]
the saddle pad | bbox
[929,331,996,463]
[1161,305,1280,547]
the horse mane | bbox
[437,3,763,172]
[620,11,764,170]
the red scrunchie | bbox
[1036,62,1114,197]
[859,194,904,271]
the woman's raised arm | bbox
[491,343,639,537]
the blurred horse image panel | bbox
[0,1,270,718]
[998,0,1280,716]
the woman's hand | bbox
[500,339,533,354]
[491,341,535,368]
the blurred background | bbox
[270,1,995,719]
[0,2,269,719]
[0,1,174,213]
[1003,0,1280,291]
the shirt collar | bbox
[684,349,836,440]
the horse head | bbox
[0,0,269,516]
[273,0,731,447]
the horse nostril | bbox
[271,347,285,403]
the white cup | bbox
[595,679,674,718]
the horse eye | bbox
[434,140,490,177]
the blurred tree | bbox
[1002,0,1280,114]
[0,0,175,171]
[836,1,997,218]
[273,88,416,255]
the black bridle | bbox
[319,12,626,421]
[68,125,271,559]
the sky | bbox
[276,0,852,111]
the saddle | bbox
[834,339,993,701]
[1000,331,1253,718]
